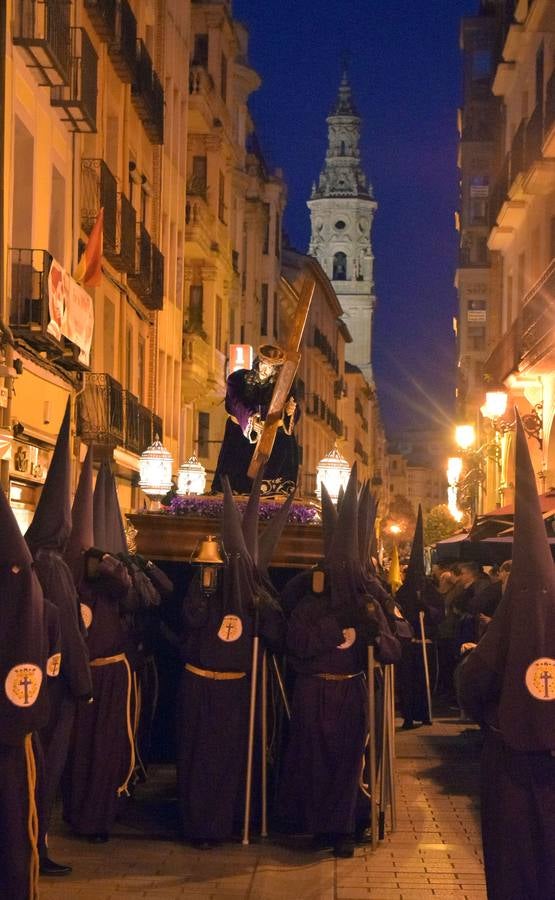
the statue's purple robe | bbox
[212,368,299,494]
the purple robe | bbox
[64,557,133,836]
[277,594,369,837]
[459,650,555,900]
[32,549,91,855]
[176,576,284,841]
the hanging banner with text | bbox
[47,258,94,366]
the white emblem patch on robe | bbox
[218,615,243,642]
[525,658,555,701]
[80,603,93,630]
[5,663,43,707]
[47,653,62,677]
[337,627,356,650]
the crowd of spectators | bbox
[430,560,512,706]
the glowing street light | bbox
[455,424,476,451]
[446,455,464,523]
[481,388,508,422]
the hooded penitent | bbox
[471,411,555,752]
[320,482,338,558]
[324,462,364,613]
[395,504,425,621]
[65,446,94,581]
[25,398,72,554]
[0,486,48,743]
[93,461,128,556]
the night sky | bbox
[233,0,479,434]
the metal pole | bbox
[260,650,268,838]
[242,630,260,846]
[271,653,290,720]
[378,665,388,840]
[419,610,433,725]
[387,666,397,832]
[367,644,378,851]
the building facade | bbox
[308,72,377,386]
[0,0,190,526]
[462,0,555,511]
[183,3,286,484]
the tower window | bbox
[333,252,347,281]
[340,141,346,155]
[335,220,346,230]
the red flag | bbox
[74,207,104,287]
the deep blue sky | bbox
[233,0,478,434]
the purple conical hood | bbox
[221,476,250,560]
[25,397,72,553]
[103,463,128,555]
[511,410,553,580]
[93,461,127,555]
[0,483,33,567]
[258,488,296,574]
[473,409,555,752]
[320,482,338,557]
[242,465,264,564]
[357,481,371,566]
[328,462,359,564]
[65,446,94,571]
[93,461,108,550]
[405,504,425,582]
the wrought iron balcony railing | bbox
[84,0,117,41]
[50,27,98,133]
[151,245,164,310]
[128,224,165,310]
[107,0,137,83]
[78,374,163,452]
[81,158,136,272]
[484,259,555,381]
[8,248,60,350]
[78,373,124,447]
[131,39,164,144]
[13,0,71,87]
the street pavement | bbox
[41,712,486,900]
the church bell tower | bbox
[308,72,377,385]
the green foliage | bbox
[424,504,460,546]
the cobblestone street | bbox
[41,712,486,900]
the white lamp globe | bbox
[316,445,351,504]
[177,455,207,496]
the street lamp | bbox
[481,388,508,421]
[446,456,464,523]
[177,455,206,496]
[139,435,174,509]
[316,445,351,504]
[455,424,476,451]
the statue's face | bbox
[258,361,276,381]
